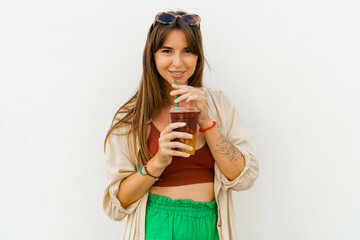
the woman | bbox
[103,11,259,240]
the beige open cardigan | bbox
[103,88,259,240]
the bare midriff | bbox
[150,182,215,202]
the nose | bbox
[172,53,184,68]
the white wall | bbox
[1,0,359,239]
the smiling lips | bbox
[169,71,185,78]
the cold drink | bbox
[169,106,200,155]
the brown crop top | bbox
[148,122,215,187]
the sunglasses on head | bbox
[153,12,201,27]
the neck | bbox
[164,81,176,104]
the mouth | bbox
[169,71,185,78]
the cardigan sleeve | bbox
[103,127,141,221]
[216,90,259,191]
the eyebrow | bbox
[161,46,190,49]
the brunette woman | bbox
[103,11,259,240]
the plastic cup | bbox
[169,106,200,155]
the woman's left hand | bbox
[170,84,213,129]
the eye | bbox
[184,49,192,54]
[162,49,171,54]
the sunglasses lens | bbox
[158,13,176,23]
[182,15,198,25]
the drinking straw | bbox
[174,78,179,107]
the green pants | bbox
[145,193,220,240]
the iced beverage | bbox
[169,106,200,155]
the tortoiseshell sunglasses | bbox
[153,12,201,27]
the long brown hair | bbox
[104,11,206,166]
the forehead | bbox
[162,29,188,47]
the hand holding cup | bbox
[155,122,194,166]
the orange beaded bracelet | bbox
[199,121,216,133]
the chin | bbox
[172,78,188,85]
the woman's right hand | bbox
[155,122,194,166]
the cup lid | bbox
[169,106,200,113]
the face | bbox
[154,29,198,86]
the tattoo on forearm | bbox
[215,129,243,162]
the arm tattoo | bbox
[215,129,243,162]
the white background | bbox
[1,0,359,239]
